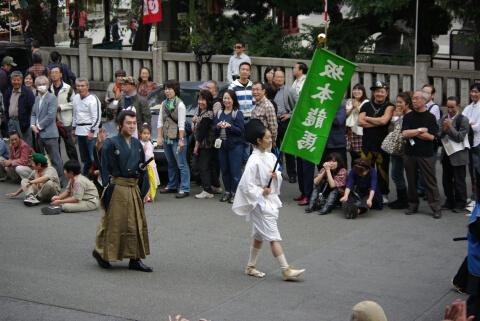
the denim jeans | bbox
[243,119,251,164]
[77,135,96,176]
[163,137,190,192]
[391,155,406,191]
[218,141,243,194]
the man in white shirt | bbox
[463,83,480,199]
[72,78,101,176]
[50,66,78,161]
[227,41,251,83]
[292,62,308,95]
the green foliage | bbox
[174,0,215,52]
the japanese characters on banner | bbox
[280,49,357,164]
[143,0,162,24]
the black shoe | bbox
[389,200,408,210]
[433,210,442,219]
[92,250,111,269]
[318,208,330,215]
[228,193,235,204]
[160,188,178,194]
[453,207,466,213]
[405,207,418,215]
[342,202,351,219]
[220,194,232,202]
[289,176,296,183]
[349,204,358,219]
[128,259,153,272]
[441,202,454,210]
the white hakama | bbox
[233,148,283,242]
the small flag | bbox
[143,0,162,24]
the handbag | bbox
[381,120,404,157]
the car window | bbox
[148,88,199,116]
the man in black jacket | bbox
[3,71,35,147]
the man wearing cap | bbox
[31,75,64,184]
[3,71,35,147]
[115,76,151,133]
[0,56,17,140]
[357,81,395,204]
[105,70,125,122]
[0,56,16,96]
[7,153,61,206]
[72,78,102,176]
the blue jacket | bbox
[325,102,347,148]
[4,85,36,133]
[212,109,245,149]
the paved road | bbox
[0,159,473,321]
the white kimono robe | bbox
[233,148,283,241]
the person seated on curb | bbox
[306,152,348,215]
[41,160,100,215]
[1,131,34,183]
[340,158,382,219]
[6,153,61,206]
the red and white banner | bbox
[324,0,328,21]
[143,0,162,24]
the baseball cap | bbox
[2,56,17,66]
[370,81,388,91]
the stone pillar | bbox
[415,55,430,90]
[78,38,93,79]
[154,41,167,84]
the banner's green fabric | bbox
[280,49,357,164]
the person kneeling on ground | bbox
[7,153,61,206]
[340,158,382,219]
[306,152,348,215]
[41,160,100,215]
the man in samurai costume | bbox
[467,169,480,318]
[91,110,153,272]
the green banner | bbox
[280,49,357,164]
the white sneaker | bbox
[382,196,388,204]
[24,195,40,206]
[282,266,305,280]
[195,191,214,199]
[246,265,265,278]
[211,186,223,194]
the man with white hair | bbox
[31,75,64,183]
[3,71,35,147]
[402,90,441,219]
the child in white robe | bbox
[233,124,305,281]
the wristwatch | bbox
[418,128,422,133]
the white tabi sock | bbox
[248,246,261,266]
[275,254,289,271]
